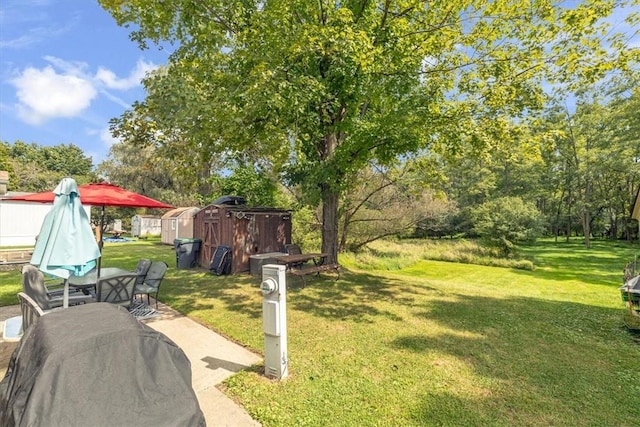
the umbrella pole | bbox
[63,278,69,309]
[97,205,106,278]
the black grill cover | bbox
[0,303,205,427]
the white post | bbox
[260,264,288,380]
[63,278,69,308]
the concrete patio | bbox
[0,300,262,426]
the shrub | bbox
[471,196,546,256]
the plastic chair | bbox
[93,273,138,308]
[135,261,168,308]
[21,264,94,310]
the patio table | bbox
[68,267,133,292]
[273,253,329,269]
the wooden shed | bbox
[131,214,162,237]
[161,207,200,245]
[194,204,292,273]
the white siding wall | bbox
[0,201,91,247]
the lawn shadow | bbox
[164,269,263,318]
[166,267,437,323]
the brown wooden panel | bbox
[193,204,292,274]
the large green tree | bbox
[532,82,640,243]
[603,85,640,240]
[2,141,96,192]
[96,140,208,207]
[100,0,637,263]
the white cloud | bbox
[95,59,156,90]
[98,90,132,109]
[83,127,119,164]
[12,65,97,124]
[9,56,157,125]
[0,22,74,49]
[1,32,44,49]
[43,56,89,77]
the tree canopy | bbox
[100,0,639,262]
[1,141,96,192]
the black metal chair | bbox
[17,291,46,333]
[21,264,93,310]
[283,243,302,256]
[283,243,307,268]
[133,259,152,288]
[135,261,168,308]
[93,273,138,308]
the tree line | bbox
[97,0,639,261]
[4,84,639,253]
[3,1,639,259]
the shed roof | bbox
[162,206,199,219]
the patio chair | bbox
[283,243,307,268]
[133,258,152,288]
[17,291,46,332]
[283,243,302,256]
[41,276,68,295]
[135,261,168,308]
[93,273,138,308]
[21,264,94,311]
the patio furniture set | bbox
[0,178,208,426]
[15,259,168,334]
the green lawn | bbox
[1,238,639,426]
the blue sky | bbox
[0,0,170,166]
[0,1,638,169]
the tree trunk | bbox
[582,210,591,247]
[582,176,591,248]
[321,188,339,264]
[554,187,566,242]
[320,131,340,264]
[339,209,350,253]
[565,187,573,242]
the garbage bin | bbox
[174,238,202,269]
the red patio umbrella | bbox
[7,182,174,273]
[8,182,174,209]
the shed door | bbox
[132,217,141,236]
[200,219,219,265]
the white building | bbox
[131,214,162,237]
[0,172,91,247]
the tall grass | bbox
[341,238,536,271]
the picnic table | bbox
[274,253,339,286]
